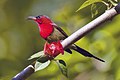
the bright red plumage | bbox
[38,23,53,39]
[32,15,54,39]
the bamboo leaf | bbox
[35,60,51,72]
[28,51,44,60]
[56,60,68,77]
[76,0,102,12]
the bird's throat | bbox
[38,24,54,39]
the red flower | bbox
[44,41,64,58]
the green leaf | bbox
[28,51,44,60]
[91,4,98,18]
[37,55,49,63]
[35,60,51,72]
[56,60,68,77]
[76,0,102,12]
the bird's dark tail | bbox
[71,44,105,62]
[65,49,72,54]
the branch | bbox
[12,3,120,80]
[62,7,118,48]
[12,65,34,80]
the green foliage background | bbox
[0,0,120,80]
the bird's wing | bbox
[51,23,72,54]
[71,44,105,62]
[51,23,68,38]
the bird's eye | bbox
[36,16,40,19]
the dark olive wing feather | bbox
[52,24,72,53]
[53,24,68,38]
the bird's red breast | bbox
[38,23,54,39]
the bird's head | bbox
[28,15,53,25]
[27,15,54,39]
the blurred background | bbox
[0,0,120,80]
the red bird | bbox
[28,15,104,62]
